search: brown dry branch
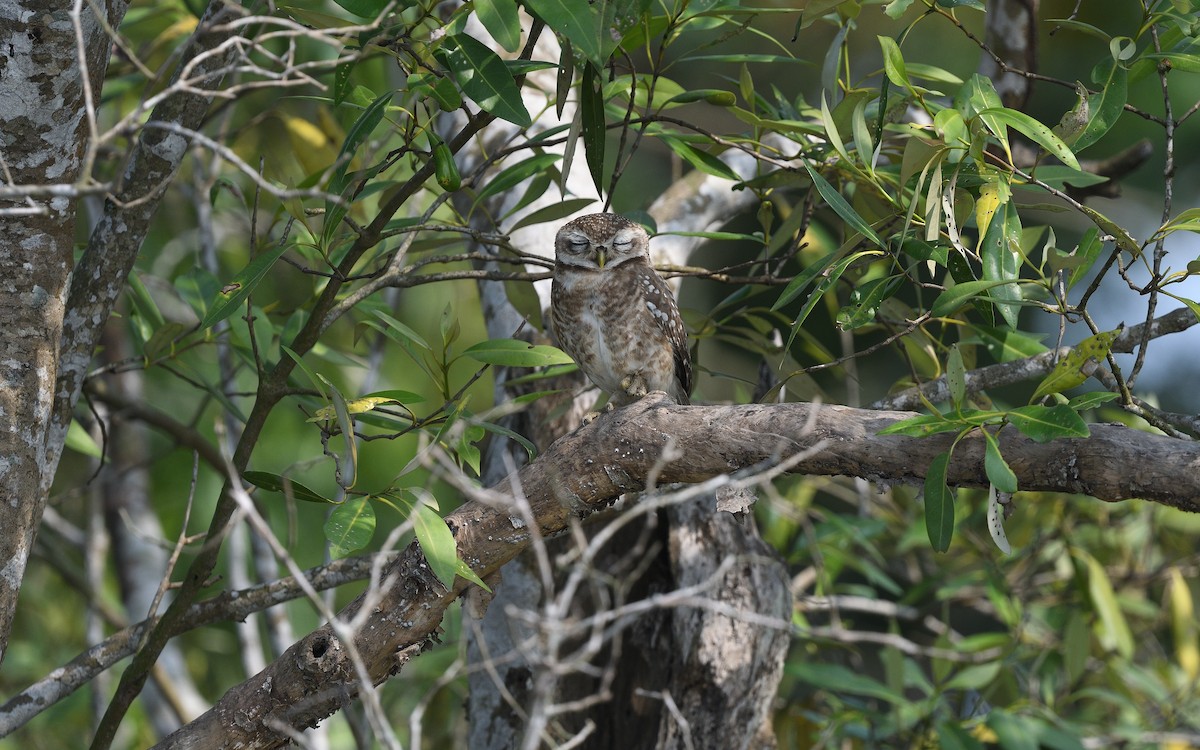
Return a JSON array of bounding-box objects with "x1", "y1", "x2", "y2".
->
[{"x1": 153, "y1": 394, "x2": 1200, "y2": 748}]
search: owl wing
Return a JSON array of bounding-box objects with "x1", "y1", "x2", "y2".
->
[{"x1": 638, "y1": 265, "x2": 693, "y2": 403}]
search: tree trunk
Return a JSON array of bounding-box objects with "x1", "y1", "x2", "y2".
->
[{"x1": 0, "y1": 0, "x2": 127, "y2": 665}]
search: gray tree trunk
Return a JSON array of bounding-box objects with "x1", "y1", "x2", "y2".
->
[{"x1": 0, "y1": 0, "x2": 128, "y2": 665}]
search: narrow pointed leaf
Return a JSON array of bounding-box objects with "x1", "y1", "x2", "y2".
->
[
  {"x1": 201, "y1": 244, "x2": 290, "y2": 330},
  {"x1": 924, "y1": 451, "x2": 956, "y2": 552}
]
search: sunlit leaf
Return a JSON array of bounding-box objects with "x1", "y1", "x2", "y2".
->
[
  {"x1": 1007, "y1": 404, "x2": 1089, "y2": 442},
  {"x1": 978, "y1": 107, "x2": 1080, "y2": 171},
  {"x1": 475, "y1": 0, "x2": 521, "y2": 52},
  {"x1": 462, "y1": 339, "x2": 575, "y2": 367},
  {"x1": 325, "y1": 495, "x2": 376, "y2": 557},
  {"x1": 979, "y1": 199, "x2": 1023, "y2": 328},
  {"x1": 1082, "y1": 551, "x2": 1134, "y2": 658},
  {"x1": 1030, "y1": 327, "x2": 1122, "y2": 403}
]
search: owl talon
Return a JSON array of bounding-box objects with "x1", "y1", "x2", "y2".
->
[
  {"x1": 581, "y1": 410, "x2": 602, "y2": 426},
  {"x1": 620, "y1": 373, "x2": 649, "y2": 400}
]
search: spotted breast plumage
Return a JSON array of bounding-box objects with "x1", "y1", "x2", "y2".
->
[{"x1": 550, "y1": 213, "x2": 692, "y2": 407}]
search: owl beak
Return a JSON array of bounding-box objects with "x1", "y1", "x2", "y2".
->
[{"x1": 596, "y1": 247, "x2": 607, "y2": 269}]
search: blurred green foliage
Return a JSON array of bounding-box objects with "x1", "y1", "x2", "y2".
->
[{"x1": 5, "y1": 0, "x2": 1200, "y2": 747}]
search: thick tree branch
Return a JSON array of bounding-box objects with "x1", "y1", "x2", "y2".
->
[
  {"x1": 0, "y1": 555, "x2": 379, "y2": 736},
  {"x1": 154, "y1": 395, "x2": 1200, "y2": 748}
]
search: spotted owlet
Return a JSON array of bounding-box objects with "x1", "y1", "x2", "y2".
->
[{"x1": 550, "y1": 213, "x2": 693, "y2": 407}]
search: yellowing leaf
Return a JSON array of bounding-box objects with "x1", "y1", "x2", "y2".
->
[
  {"x1": 1168, "y1": 567, "x2": 1199, "y2": 680},
  {"x1": 1030, "y1": 327, "x2": 1122, "y2": 403},
  {"x1": 308, "y1": 396, "x2": 402, "y2": 422},
  {"x1": 1083, "y1": 551, "x2": 1134, "y2": 659}
]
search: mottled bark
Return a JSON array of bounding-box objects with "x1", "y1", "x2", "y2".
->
[{"x1": 0, "y1": 0, "x2": 128, "y2": 666}]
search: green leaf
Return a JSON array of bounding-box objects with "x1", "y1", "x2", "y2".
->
[
  {"x1": 787, "y1": 662, "x2": 905, "y2": 703},
  {"x1": 955, "y1": 75, "x2": 1007, "y2": 157},
  {"x1": 474, "y1": 153, "x2": 562, "y2": 206},
  {"x1": 836, "y1": 275, "x2": 901, "y2": 330},
  {"x1": 373, "y1": 310, "x2": 432, "y2": 350},
  {"x1": 245, "y1": 471, "x2": 334, "y2": 504},
  {"x1": 946, "y1": 344, "x2": 966, "y2": 410},
  {"x1": 524, "y1": 0, "x2": 647, "y2": 68},
  {"x1": 463, "y1": 338, "x2": 575, "y2": 367},
  {"x1": 475, "y1": 0, "x2": 521, "y2": 52},
  {"x1": 509, "y1": 198, "x2": 597, "y2": 231},
  {"x1": 878, "y1": 414, "x2": 963, "y2": 437},
  {"x1": 317, "y1": 378, "x2": 357, "y2": 492},
  {"x1": 324, "y1": 91, "x2": 392, "y2": 246},
  {"x1": 1067, "y1": 226, "x2": 1103, "y2": 289},
  {"x1": 977, "y1": 107, "x2": 1081, "y2": 171},
  {"x1": 412, "y1": 501, "x2": 462, "y2": 589},
  {"x1": 962, "y1": 324, "x2": 1048, "y2": 362},
  {"x1": 1082, "y1": 551, "x2": 1134, "y2": 658},
  {"x1": 1155, "y1": 206, "x2": 1200, "y2": 238},
  {"x1": 200, "y1": 244, "x2": 290, "y2": 330},
  {"x1": 1007, "y1": 404, "x2": 1090, "y2": 442},
  {"x1": 803, "y1": 161, "x2": 883, "y2": 248},
  {"x1": 878, "y1": 36, "x2": 910, "y2": 90},
  {"x1": 325, "y1": 496, "x2": 376, "y2": 557},
  {"x1": 437, "y1": 34, "x2": 531, "y2": 127},
  {"x1": 127, "y1": 271, "x2": 166, "y2": 330},
  {"x1": 987, "y1": 709, "x2": 1040, "y2": 750},
  {"x1": 945, "y1": 661, "x2": 1002, "y2": 691},
  {"x1": 659, "y1": 134, "x2": 740, "y2": 182},
  {"x1": 385, "y1": 490, "x2": 490, "y2": 591},
  {"x1": 65, "y1": 419, "x2": 103, "y2": 460},
  {"x1": 924, "y1": 452, "x2": 955, "y2": 552},
  {"x1": 1067, "y1": 391, "x2": 1119, "y2": 410},
  {"x1": 772, "y1": 247, "x2": 839, "y2": 311},
  {"x1": 937, "y1": 721, "x2": 984, "y2": 750},
  {"x1": 930, "y1": 279, "x2": 1026, "y2": 319},
  {"x1": 282, "y1": 345, "x2": 328, "y2": 399},
  {"x1": 783, "y1": 251, "x2": 877, "y2": 350},
  {"x1": 1030, "y1": 327, "x2": 1121, "y2": 402},
  {"x1": 580, "y1": 62, "x2": 606, "y2": 197},
  {"x1": 982, "y1": 430, "x2": 1018, "y2": 493},
  {"x1": 1073, "y1": 62, "x2": 1127, "y2": 152},
  {"x1": 979, "y1": 199, "x2": 1023, "y2": 328},
  {"x1": 328, "y1": 0, "x2": 389, "y2": 17}
]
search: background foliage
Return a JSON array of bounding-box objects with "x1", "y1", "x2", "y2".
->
[{"x1": 3, "y1": 0, "x2": 1200, "y2": 747}]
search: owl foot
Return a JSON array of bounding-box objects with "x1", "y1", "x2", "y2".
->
[
  {"x1": 620, "y1": 373, "x2": 649, "y2": 401},
  {"x1": 580, "y1": 401, "x2": 617, "y2": 426}
]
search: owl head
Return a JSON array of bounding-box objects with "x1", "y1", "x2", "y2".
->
[{"x1": 554, "y1": 213, "x2": 649, "y2": 271}]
